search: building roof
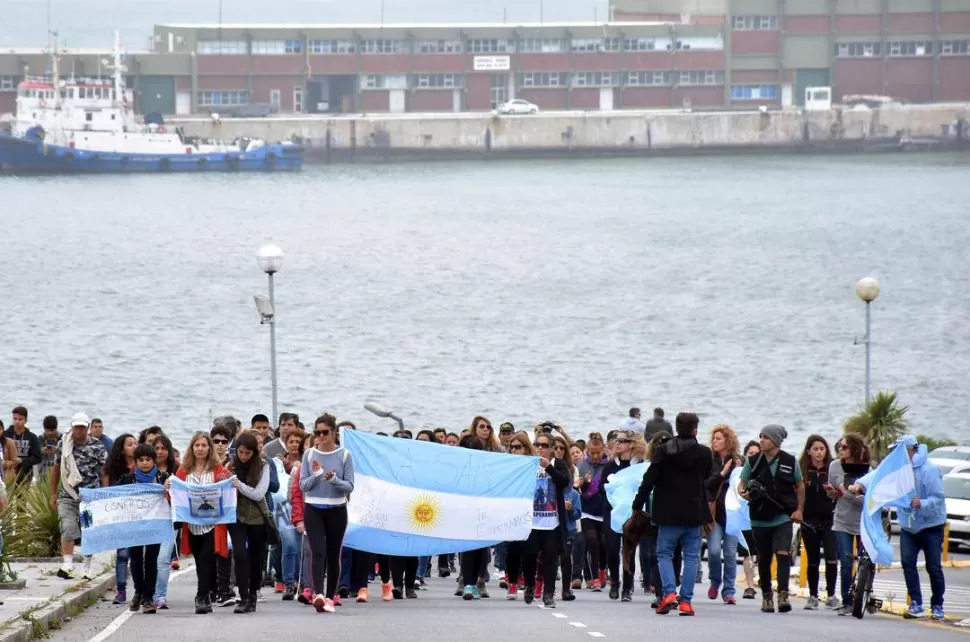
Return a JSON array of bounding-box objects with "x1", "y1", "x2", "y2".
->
[{"x1": 156, "y1": 21, "x2": 673, "y2": 30}]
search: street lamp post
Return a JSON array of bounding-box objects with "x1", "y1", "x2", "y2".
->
[
  {"x1": 364, "y1": 402, "x2": 405, "y2": 432},
  {"x1": 255, "y1": 244, "x2": 284, "y2": 426},
  {"x1": 855, "y1": 276, "x2": 881, "y2": 404}
]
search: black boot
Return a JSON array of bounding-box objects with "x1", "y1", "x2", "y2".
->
[
  {"x1": 195, "y1": 597, "x2": 208, "y2": 615},
  {"x1": 247, "y1": 594, "x2": 257, "y2": 613},
  {"x1": 234, "y1": 596, "x2": 248, "y2": 614}
]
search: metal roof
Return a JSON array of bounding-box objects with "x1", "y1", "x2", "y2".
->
[{"x1": 156, "y1": 21, "x2": 675, "y2": 30}]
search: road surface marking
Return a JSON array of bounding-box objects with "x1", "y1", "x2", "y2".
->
[
  {"x1": 551, "y1": 613, "x2": 568, "y2": 618},
  {"x1": 588, "y1": 633, "x2": 606, "y2": 638},
  {"x1": 88, "y1": 566, "x2": 193, "y2": 642},
  {"x1": 569, "y1": 621, "x2": 587, "y2": 628}
]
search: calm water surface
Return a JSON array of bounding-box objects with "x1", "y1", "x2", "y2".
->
[{"x1": 1, "y1": 154, "x2": 968, "y2": 447}]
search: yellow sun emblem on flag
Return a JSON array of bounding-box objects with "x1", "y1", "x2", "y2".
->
[{"x1": 407, "y1": 494, "x2": 441, "y2": 532}]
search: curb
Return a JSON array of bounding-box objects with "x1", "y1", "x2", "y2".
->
[
  {"x1": 878, "y1": 560, "x2": 970, "y2": 570},
  {"x1": 0, "y1": 572, "x2": 115, "y2": 642}
]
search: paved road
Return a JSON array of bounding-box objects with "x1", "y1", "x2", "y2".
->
[{"x1": 48, "y1": 566, "x2": 970, "y2": 642}]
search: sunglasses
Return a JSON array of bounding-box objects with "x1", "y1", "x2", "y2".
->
[
  {"x1": 212, "y1": 438, "x2": 228, "y2": 445},
  {"x1": 510, "y1": 443, "x2": 525, "y2": 451},
  {"x1": 616, "y1": 438, "x2": 632, "y2": 444},
  {"x1": 314, "y1": 430, "x2": 331, "y2": 437},
  {"x1": 838, "y1": 444, "x2": 849, "y2": 450},
  {"x1": 477, "y1": 424, "x2": 490, "y2": 430},
  {"x1": 534, "y1": 442, "x2": 551, "y2": 448}
]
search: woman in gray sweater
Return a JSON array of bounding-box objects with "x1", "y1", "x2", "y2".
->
[{"x1": 826, "y1": 433, "x2": 871, "y2": 615}]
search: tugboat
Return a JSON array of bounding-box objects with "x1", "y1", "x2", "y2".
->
[{"x1": 0, "y1": 33, "x2": 303, "y2": 173}]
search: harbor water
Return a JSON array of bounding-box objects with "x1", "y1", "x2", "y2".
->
[{"x1": 1, "y1": 153, "x2": 967, "y2": 446}]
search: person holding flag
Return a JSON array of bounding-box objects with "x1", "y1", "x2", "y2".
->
[{"x1": 849, "y1": 434, "x2": 945, "y2": 620}]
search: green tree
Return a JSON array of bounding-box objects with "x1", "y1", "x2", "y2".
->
[
  {"x1": 843, "y1": 391, "x2": 909, "y2": 463},
  {"x1": 915, "y1": 434, "x2": 958, "y2": 452}
]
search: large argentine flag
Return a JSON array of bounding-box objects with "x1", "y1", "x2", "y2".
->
[
  {"x1": 169, "y1": 476, "x2": 238, "y2": 526},
  {"x1": 859, "y1": 443, "x2": 916, "y2": 565},
  {"x1": 79, "y1": 484, "x2": 172, "y2": 555},
  {"x1": 605, "y1": 463, "x2": 648, "y2": 533},
  {"x1": 342, "y1": 430, "x2": 537, "y2": 556},
  {"x1": 724, "y1": 467, "x2": 751, "y2": 550}
]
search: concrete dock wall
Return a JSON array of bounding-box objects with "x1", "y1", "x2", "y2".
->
[{"x1": 169, "y1": 104, "x2": 970, "y2": 161}]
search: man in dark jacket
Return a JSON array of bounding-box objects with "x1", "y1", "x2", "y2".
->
[
  {"x1": 632, "y1": 412, "x2": 712, "y2": 616},
  {"x1": 644, "y1": 407, "x2": 674, "y2": 440},
  {"x1": 6, "y1": 405, "x2": 42, "y2": 484}
]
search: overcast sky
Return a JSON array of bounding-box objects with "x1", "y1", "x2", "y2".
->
[{"x1": 0, "y1": 0, "x2": 610, "y2": 48}]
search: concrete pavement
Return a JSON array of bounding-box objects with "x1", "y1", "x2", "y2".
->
[{"x1": 45, "y1": 565, "x2": 970, "y2": 642}]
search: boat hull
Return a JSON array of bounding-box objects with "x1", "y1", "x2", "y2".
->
[{"x1": 0, "y1": 135, "x2": 303, "y2": 173}]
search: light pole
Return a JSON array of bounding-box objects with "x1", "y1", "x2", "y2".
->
[
  {"x1": 855, "y1": 276, "x2": 881, "y2": 404},
  {"x1": 364, "y1": 402, "x2": 405, "y2": 432},
  {"x1": 255, "y1": 244, "x2": 284, "y2": 426}
]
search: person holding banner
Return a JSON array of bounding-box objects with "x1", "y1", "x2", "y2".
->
[
  {"x1": 172, "y1": 432, "x2": 231, "y2": 615},
  {"x1": 227, "y1": 431, "x2": 272, "y2": 614},
  {"x1": 51, "y1": 412, "x2": 108, "y2": 581},
  {"x1": 118, "y1": 443, "x2": 170, "y2": 614},
  {"x1": 299, "y1": 413, "x2": 355, "y2": 614}
]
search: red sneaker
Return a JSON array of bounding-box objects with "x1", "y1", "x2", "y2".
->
[
  {"x1": 506, "y1": 585, "x2": 518, "y2": 600},
  {"x1": 598, "y1": 569, "x2": 608, "y2": 587},
  {"x1": 313, "y1": 594, "x2": 326, "y2": 612},
  {"x1": 331, "y1": 595, "x2": 343, "y2": 607},
  {"x1": 723, "y1": 596, "x2": 736, "y2": 605},
  {"x1": 274, "y1": 582, "x2": 285, "y2": 594},
  {"x1": 707, "y1": 585, "x2": 717, "y2": 600},
  {"x1": 678, "y1": 600, "x2": 695, "y2": 616},
  {"x1": 299, "y1": 588, "x2": 312, "y2": 605},
  {"x1": 591, "y1": 579, "x2": 602, "y2": 592},
  {"x1": 655, "y1": 593, "x2": 679, "y2": 615},
  {"x1": 534, "y1": 579, "x2": 544, "y2": 598}
]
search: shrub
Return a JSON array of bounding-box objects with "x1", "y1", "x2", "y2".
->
[{"x1": 1, "y1": 471, "x2": 61, "y2": 558}]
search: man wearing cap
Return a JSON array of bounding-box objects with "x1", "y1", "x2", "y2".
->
[
  {"x1": 50, "y1": 413, "x2": 108, "y2": 580},
  {"x1": 738, "y1": 424, "x2": 804, "y2": 615},
  {"x1": 498, "y1": 422, "x2": 515, "y2": 452}
]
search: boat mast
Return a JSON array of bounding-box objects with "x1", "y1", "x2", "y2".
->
[
  {"x1": 112, "y1": 30, "x2": 126, "y2": 104},
  {"x1": 50, "y1": 30, "x2": 60, "y2": 109}
]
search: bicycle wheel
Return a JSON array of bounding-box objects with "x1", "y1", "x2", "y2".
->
[{"x1": 852, "y1": 559, "x2": 873, "y2": 619}]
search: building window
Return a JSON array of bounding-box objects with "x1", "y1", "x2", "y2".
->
[
  {"x1": 571, "y1": 72, "x2": 618, "y2": 87},
  {"x1": 624, "y1": 38, "x2": 656, "y2": 51},
  {"x1": 468, "y1": 38, "x2": 512, "y2": 54},
  {"x1": 308, "y1": 40, "x2": 331, "y2": 54},
  {"x1": 360, "y1": 75, "x2": 407, "y2": 90},
  {"x1": 519, "y1": 38, "x2": 564, "y2": 53},
  {"x1": 362, "y1": 39, "x2": 408, "y2": 54},
  {"x1": 250, "y1": 40, "x2": 287, "y2": 55},
  {"x1": 415, "y1": 39, "x2": 463, "y2": 54},
  {"x1": 414, "y1": 73, "x2": 462, "y2": 89},
  {"x1": 732, "y1": 15, "x2": 778, "y2": 30},
  {"x1": 570, "y1": 37, "x2": 621, "y2": 53},
  {"x1": 196, "y1": 40, "x2": 247, "y2": 55},
  {"x1": 888, "y1": 41, "x2": 932, "y2": 56},
  {"x1": 835, "y1": 42, "x2": 880, "y2": 57},
  {"x1": 731, "y1": 84, "x2": 778, "y2": 100},
  {"x1": 678, "y1": 70, "x2": 723, "y2": 86},
  {"x1": 518, "y1": 72, "x2": 566, "y2": 88},
  {"x1": 626, "y1": 71, "x2": 670, "y2": 86},
  {"x1": 336, "y1": 40, "x2": 358, "y2": 54},
  {"x1": 0, "y1": 75, "x2": 17, "y2": 91},
  {"x1": 940, "y1": 40, "x2": 970, "y2": 55},
  {"x1": 198, "y1": 90, "x2": 250, "y2": 105},
  {"x1": 284, "y1": 39, "x2": 303, "y2": 54}
]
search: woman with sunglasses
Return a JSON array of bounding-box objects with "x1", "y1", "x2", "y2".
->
[
  {"x1": 502, "y1": 432, "x2": 533, "y2": 600},
  {"x1": 601, "y1": 430, "x2": 638, "y2": 601},
  {"x1": 470, "y1": 416, "x2": 502, "y2": 452},
  {"x1": 299, "y1": 413, "x2": 355, "y2": 613},
  {"x1": 511, "y1": 431, "x2": 570, "y2": 607},
  {"x1": 827, "y1": 433, "x2": 870, "y2": 614}
]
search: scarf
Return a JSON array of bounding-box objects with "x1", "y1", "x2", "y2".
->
[
  {"x1": 134, "y1": 465, "x2": 158, "y2": 484},
  {"x1": 59, "y1": 432, "x2": 84, "y2": 501}
]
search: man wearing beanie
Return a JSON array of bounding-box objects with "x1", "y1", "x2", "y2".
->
[{"x1": 738, "y1": 424, "x2": 804, "y2": 615}]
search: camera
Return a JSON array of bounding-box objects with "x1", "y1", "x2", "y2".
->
[{"x1": 745, "y1": 479, "x2": 768, "y2": 501}]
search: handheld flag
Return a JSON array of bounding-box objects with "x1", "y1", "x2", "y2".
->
[
  {"x1": 79, "y1": 484, "x2": 172, "y2": 555},
  {"x1": 859, "y1": 441, "x2": 916, "y2": 565},
  {"x1": 724, "y1": 467, "x2": 750, "y2": 550},
  {"x1": 605, "y1": 462, "x2": 649, "y2": 534},
  {"x1": 169, "y1": 476, "x2": 238, "y2": 526},
  {"x1": 341, "y1": 430, "x2": 537, "y2": 556}
]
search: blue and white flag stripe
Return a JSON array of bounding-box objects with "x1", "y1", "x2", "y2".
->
[
  {"x1": 79, "y1": 484, "x2": 172, "y2": 555},
  {"x1": 342, "y1": 430, "x2": 537, "y2": 556},
  {"x1": 860, "y1": 443, "x2": 915, "y2": 566},
  {"x1": 605, "y1": 462, "x2": 648, "y2": 534},
  {"x1": 724, "y1": 467, "x2": 751, "y2": 550}
]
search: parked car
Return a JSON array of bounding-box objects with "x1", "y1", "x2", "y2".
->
[
  {"x1": 496, "y1": 99, "x2": 539, "y2": 115},
  {"x1": 932, "y1": 459, "x2": 970, "y2": 477},
  {"x1": 943, "y1": 472, "x2": 970, "y2": 549}
]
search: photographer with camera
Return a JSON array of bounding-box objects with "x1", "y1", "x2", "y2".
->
[
  {"x1": 631, "y1": 413, "x2": 712, "y2": 617},
  {"x1": 738, "y1": 425, "x2": 805, "y2": 615}
]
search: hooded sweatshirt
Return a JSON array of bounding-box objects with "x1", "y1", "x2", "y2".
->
[
  {"x1": 633, "y1": 436, "x2": 713, "y2": 527},
  {"x1": 896, "y1": 444, "x2": 946, "y2": 534},
  {"x1": 3, "y1": 427, "x2": 42, "y2": 483},
  {"x1": 577, "y1": 454, "x2": 609, "y2": 520}
]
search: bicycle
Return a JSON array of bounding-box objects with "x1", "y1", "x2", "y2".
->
[{"x1": 851, "y1": 544, "x2": 883, "y2": 619}]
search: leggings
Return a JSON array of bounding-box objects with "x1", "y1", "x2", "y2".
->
[
  {"x1": 391, "y1": 556, "x2": 418, "y2": 590},
  {"x1": 187, "y1": 530, "x2": 215, "y2": 600},
  {"x1": 801, "y1": 524, "x2": 838, "y2": 598},
  {"x1": 228, "y1": 523, "x2": 268, "y2": 600},
  {"x1": 560, "y1": 537, "x2": 574, "y2": 592},
  {"x1": 304, "y1": 505, "x2": 348, "y2": 598},
  {"x1": 376, "y1": 554, "x2": 392, "y2": 584},
  {"x1": 461, "y1": 548, "x2": 488, "y2": 587},
  {"x1": 581, "y1": 518, "x2": 606, "y2": 577},
  {"x1": 349, "y1": 550, "x2": 371, "y2": 591},
  {"x1": 509, "y1": 529, "x2": 560, "y2": 597}
]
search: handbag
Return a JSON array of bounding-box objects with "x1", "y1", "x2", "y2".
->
[
  {"x1": 258, "y1": 499, "x2": 281, "y2": 547},
  {"x1": 705, "y1": 477, "x2": 726, "y2": 536}
]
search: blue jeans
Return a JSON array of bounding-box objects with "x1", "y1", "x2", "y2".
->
[
  {"x1": 834, "y1": 531, "x2": 859, "y2": 604},
  {"x1": 707, "y1": 522, "x2": 738, "y2": 598},
  {"x1": 417, "y1": 555, "x2": 431, "y2": 578},
  {"x1": 657, "y1": 525, "x2": 701, "y2": 603},
  {"x1": 493, "y1": 542, "x2": 507, "y2": 572},
  {"x1": 115, "y1": 547, "x2": 129, "y2": 591},
  {"x1": 279, "y1": 523, "x2": 300, "y2": 586},
  {"x1": 338, "y1": 546, "x2": 353, "y2": 588},
  {"x1": 900, "y1": 525, "x2": 945, "y2": 609},
  {"x1": 153, "y1": 531, "x2": 175, "y2": 602}
]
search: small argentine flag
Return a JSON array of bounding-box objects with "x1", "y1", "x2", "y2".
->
[
  {"x1": 79, "y1": 484, "x2": 172, "y2": 555},
  {"x1": 859, "y1": 439, "x2": 916, "y2": 566},
  {"x1": 341, "y1": 430, "x2": 537, "y2": 556}
]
